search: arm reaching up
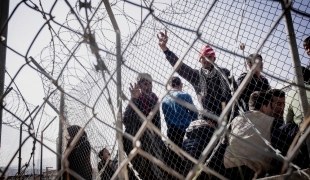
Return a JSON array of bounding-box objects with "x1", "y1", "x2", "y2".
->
[
  {"x1": 157, "y1": 29, "x2": 168, "y2": 51},
  {"x1": 157, "y1": 30, "x2": 199, "y2": 87}
]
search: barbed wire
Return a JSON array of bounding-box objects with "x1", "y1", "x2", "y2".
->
[{"x1": 1, "y1": 0, "x2": 310, "y2": 179}]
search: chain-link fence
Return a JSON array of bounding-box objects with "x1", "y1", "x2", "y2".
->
[{"x1": 1, "y1": 0, "x2": 310, "y2": 179}]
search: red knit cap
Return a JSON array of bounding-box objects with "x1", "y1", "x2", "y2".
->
[{"x1": 198, "y1": 45, "x2": 216, "y2": 62}]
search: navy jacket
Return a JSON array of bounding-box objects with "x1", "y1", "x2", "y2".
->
[
  {"x1": 181, "y1": 121, "x2": 227, "y2": 176},
  {"x1": 271, "y1": 120, "x2": 309, "y2": 172}
]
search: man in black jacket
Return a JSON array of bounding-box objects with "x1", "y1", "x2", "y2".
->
[
  {"x1": 122, "y1": 73, "x2": 165, "y2": 180},
  {"x1": 157, "y1": 30, "x2": 236, "y2": 118},
  {"x1": 64, "y1": 125, "x2": 92, "y2": 180},
  {"x1": 237, "y1": 54, "x2": 270, "y2": 111}
]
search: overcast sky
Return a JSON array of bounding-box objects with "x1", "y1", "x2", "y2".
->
[{"x1": 1, "y1": 0, "x2": 309, "y2": 175}]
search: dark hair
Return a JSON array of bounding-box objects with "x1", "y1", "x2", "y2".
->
[
  {"x1": 67, "y1": 125, "x2": 88, "y2": 147},
  {"x1": 302, "y1": 66, "x2": 310, "y2": 83},
  {"x1": 249, "y1": 91, "x2": 272, "y2": 110},
  {"x1": 169, "y1": 76, "x2": 182, "y2": 88},
  {"x1": 266, "y1": 89, "x2": 285, "y2": 103},
  {"x1": 98, "y1": 148, "x2": 107, "y2": 158},
  {"x1": 198, "y1": 112, "x2": 217, "y2": 127},
  {"x1": 304, "y1": 36, "x2": 310, "y2": 47},
  {"x1": 247, "y1": 54, "x2": 263, "y2": 63},
  {"x1": 266, "y1": 89, "x2": 285, "y2": 110},
  {"x1": 67, "y1": 125, "x2": 87, "y2": 138}
]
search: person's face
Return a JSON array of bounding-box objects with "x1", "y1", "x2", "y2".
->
[
  {"x1": 139, "y1": 80, "x2": 152, "y2": 95},
  {"x1": 102, "y1": 149, "x2": 110, "y2": 160},
  {"x1": 261, "y1": 102, "x2": 272, "y2": 116},
  {"x1": 199, "y1": 55, "x2": 215, "y2": 69},
  {"x1": 247, "y1": 59, "x2": 263, "y2": 72},
  {"x1": 180, "y1": 82, "x2": 183, "y2": 91},
  {"x1": 304, "y1": 44, "x2": 310, "y2": 57},
  {"x1": 270, "y1": 96, "x2": 285, "y2": 118},
  {"x1": 207, "y1": 120, "x2": 216, "y2": 129}
]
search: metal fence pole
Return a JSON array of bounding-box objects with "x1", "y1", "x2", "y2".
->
[
  {"x1": 282, "y1": 0, "x2": 309, "y2": 118},
  {"x1": 103, "y1": 1, "x2": 127, "y2": 179},
  {"x1": 0, "y1": 0, "x2": 9, "y2": 147},
  {"x1": 282, "y1": 0, "x2": 310, "y2": 166},
  {"x1": 18, "y1": 124, "x2": 22, "y2": 176},
  {"x1": 57, "y1": 92, "x2": 65, "y2": 171},
  {"x1": 40, "y1": 117, "x2": 57, "y2": 180},
  {"x1": 46, "y1": 167, "x2": 53, "y2": 180},
  {"x1": 40, "y1": 131, "x2": 43, "y2": 180}
]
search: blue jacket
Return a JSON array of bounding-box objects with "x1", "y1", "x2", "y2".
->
[{"x1": 162, "y1": 90, "x2": 198, "y2": 131}]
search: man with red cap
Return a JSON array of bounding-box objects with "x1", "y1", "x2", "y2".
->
[{"x1": 157, "y1": 30, "x2": 235, "y2": 117}]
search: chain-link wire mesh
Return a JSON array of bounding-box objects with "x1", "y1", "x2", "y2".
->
[{"x1": 1, "y1": 0, "x2": 310, "y2": 179}]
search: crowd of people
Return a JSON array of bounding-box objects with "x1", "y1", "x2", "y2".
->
[{"x1": 63, "y1": 34, "x2": 310, "y2": 180}]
